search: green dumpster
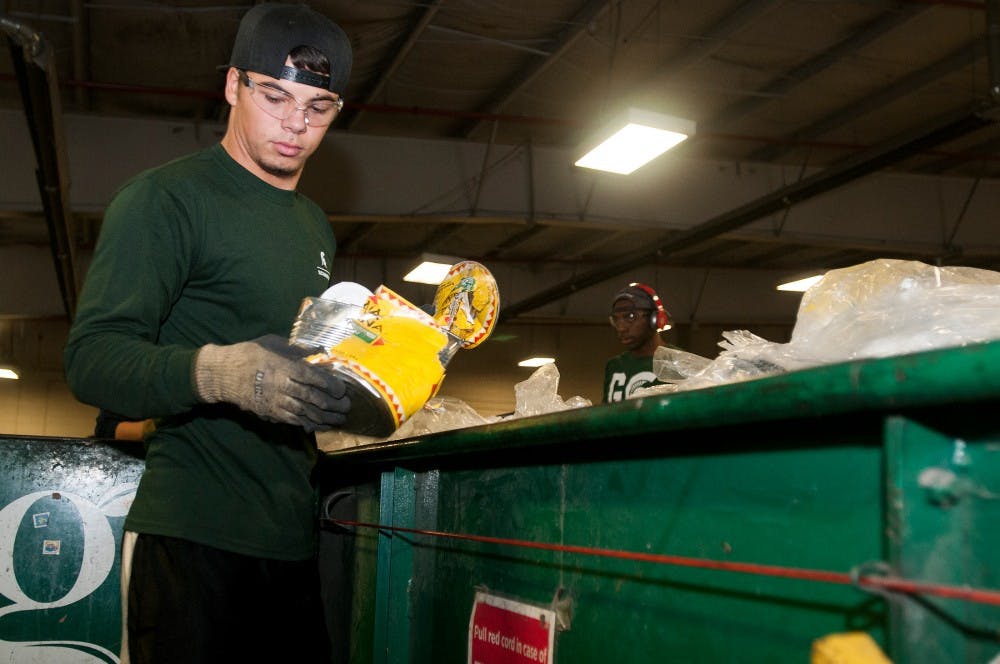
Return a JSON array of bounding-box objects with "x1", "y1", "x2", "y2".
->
[
  {"x1": 2, "y1": 341, "x2": 998, "y2": 662},
  {"x1": 319, "y1": 340, "x2": 1000, "y2": 663},
  {"x1": 0, "y1": 437, "x2": 144, "y2": 662}
]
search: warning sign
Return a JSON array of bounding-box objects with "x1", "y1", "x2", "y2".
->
[{"x1": 468, "y1": 591, "x2": 555, "y2": 664}]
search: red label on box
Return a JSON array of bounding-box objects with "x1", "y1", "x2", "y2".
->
[{"x1": 468, "y1": 591, "x2": 555, "y2": 664}]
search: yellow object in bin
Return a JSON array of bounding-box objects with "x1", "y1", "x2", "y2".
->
[
  {"x1": 306, "y1": 286, "x2": 457, "y2": 436},
  {"x1": 433, "y1": 260, "x2": 499, "y2": 349},
  {"x1": 300, "y1": 262, "x2": 500, "y2": 437},
  {"x1": 329, "y1": 316, "x2": 448, "y2": 420},
  {"x1": 811, "y1": 632, "x2": 892, "y2": 664}
]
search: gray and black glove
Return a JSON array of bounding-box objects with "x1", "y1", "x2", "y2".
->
[{"x1": 194, "y1": 334, "x2": 350, "y2": 432}]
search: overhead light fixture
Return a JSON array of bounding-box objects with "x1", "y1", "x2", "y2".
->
[
  {"x1": 518, "y1": 357, "x2": 555, "y2": 368},
  {"x1": 574, "y1": 108, "x2": 696, "y2": 175},
  {"x1": 776, "y1": 274, "x2": 824, "y2": 292},
  {"x1": 403, "y1": 253, "x2": 462, "y2": 285},
  {"x1": 0, "y1": 368, "x2": 19, "y2": 380}
]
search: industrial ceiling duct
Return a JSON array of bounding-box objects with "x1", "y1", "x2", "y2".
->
[{"x1": 2, "y1": 15, "x2": 79, "y2": 319}]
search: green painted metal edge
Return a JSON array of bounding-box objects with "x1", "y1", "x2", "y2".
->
[
  {"x1": 372, "y1": 470, "x2": 395, "y2": 664},
  {"x1": 373, "y1": 468, "x2": 416, "y2": 664},
  {"x1": 326, "y1": 341, "x2": 1000, "y2": 466}
]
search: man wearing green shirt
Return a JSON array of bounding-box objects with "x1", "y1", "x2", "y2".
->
[
  {"x1": 603, "y1": 283, "x2": 672, "y2": 403},
  {"x1": 64, "y1": 4, "x2": 353, "y2": 662}
]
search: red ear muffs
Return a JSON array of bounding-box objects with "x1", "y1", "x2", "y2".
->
[{"x1": 629, "y1": 282, "x2": 671, "y2": 331}]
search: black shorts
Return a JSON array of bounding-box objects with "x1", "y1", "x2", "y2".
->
[{"x1": 122, "y1": 532, "x2": 330, "y2": 663}]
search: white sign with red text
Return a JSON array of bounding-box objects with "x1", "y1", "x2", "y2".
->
[{"x1": 468, "y1": 591, "x2": 555, "y2": 664}]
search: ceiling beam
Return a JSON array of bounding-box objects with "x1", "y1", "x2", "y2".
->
[
  {"x1": 631, "y1": 0, "x2": 782, "y2": 94},
  {"x1": 748, "y1": 38, "x2": 986, "y2": 162},
  {"x1": 415, "y1": 222, "x2": 464, "y2": 255},
  {"x1": 483, "y1": 224, "x2": 546, "y2": 259},
  {"x1": 915, "y1": 134, "x2": 1000, "y2": 173},
  {"x1": 344, "y1": 0, "x2": 444, "y2": 130},
  {"x1": 700, "y1": 4, "x2": 929, "y2": 134},
  {"x1": 455, "y1": 0, "x2": 613, "y2": 139}
]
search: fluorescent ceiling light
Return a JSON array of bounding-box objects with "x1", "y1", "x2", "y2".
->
[
  {"x1": 403, "y1": 253, "x2": 462, "y2": 285},
  {"x1": 518, "y1": 357, "x2": 555, "y2": 368},
  {"x1": 404, "y1": 261, "x2": 452, "y2": 285},
  {"x1": 0, "y1": 368, "x2": 19, "y2": 380},
  {"x1": 777, "y1": 275, "x2": 824, "y2": 292},
  {"x1": 575, "y1": 108, "x2": 695, "y2": 175}
]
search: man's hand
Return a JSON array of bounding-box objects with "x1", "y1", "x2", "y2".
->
[{"x1": 194, "y1": 334, "x2": 350, "y2": 431}]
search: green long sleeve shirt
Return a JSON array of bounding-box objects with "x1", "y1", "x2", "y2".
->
[{"x1": 64, "y1": 144, "x2": 337, "y2": 560}]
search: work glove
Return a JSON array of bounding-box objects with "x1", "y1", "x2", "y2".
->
[{"x1": 194, "y1": 334, "x2": 350, "y2": 432}]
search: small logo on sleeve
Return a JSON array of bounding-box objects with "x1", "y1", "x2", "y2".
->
[{"x1": 316, "y1": 251, "x2": 330, "y2": 280}]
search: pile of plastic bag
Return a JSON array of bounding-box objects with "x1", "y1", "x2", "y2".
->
[
  {"x1": 637, "y1": 259, "x2": 1000, "y2": 397},
  {"x1": 317, "y1": 362, "x2": 591, "y2": 451},
  {"x1": 317, "y1": 258, "x2": 1000, "y2": 448}
]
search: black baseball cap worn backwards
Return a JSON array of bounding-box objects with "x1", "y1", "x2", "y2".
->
[{"x1": 227, "y1": 3, "x2": 353, "y2": 94}]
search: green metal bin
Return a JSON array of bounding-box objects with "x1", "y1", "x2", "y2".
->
[
  {"x1": 319, "y1": 340, "x2": 1000, "y2": 663},
  {"x1": 2, "y1": 340, "x2": 998, "y2": 662},
  {"x1": 0, "y1": 437, "x2": 144, "y2": 662}
]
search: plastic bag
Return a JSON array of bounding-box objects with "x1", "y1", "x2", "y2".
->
[
  {"x1": 792, "y1": 259, "x2": 1000, "y2": 361},
  {"x1": 386, "y1": 396, "x2": 493, "y2": 440},
  {"x1": 508, "y1": 363, "x2": 592, "y2": 418},
  {"x1": 639, "y1": 259, "x2": 1000, "y2": 396},
  {"x1": 652, "y1": 345, "x2": 712, "y2": 381}
]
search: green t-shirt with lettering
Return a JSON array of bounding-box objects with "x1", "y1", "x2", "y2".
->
[{"x1": 603, "y1": 351, "x2": 663, "y2": 403}]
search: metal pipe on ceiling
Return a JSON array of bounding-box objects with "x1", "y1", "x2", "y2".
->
[{"x1": 2, "y1": 15, "x2": 79, "y2": 320}]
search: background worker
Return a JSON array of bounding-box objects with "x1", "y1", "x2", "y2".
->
[
  {"x1": 63, "y1": 4, "x2": 354, "y2": 662},
  {"x1": 603, "y1": 282, "x2": 673, "y2": 403}
]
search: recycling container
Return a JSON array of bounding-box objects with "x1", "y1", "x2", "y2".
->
[
  {"x1": 0, "y1": 437, "x2": 144, "y2": 662},
  {"x1": 3, "y1": 340, "x2": 999, "y2": 663},
  {"x1": 318, "y1": 340, "x2": 1000, "y2": 663}
]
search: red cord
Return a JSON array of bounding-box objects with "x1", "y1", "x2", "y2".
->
[{"x1": 329, "y1": 518, "x2": 1000, "y2": 607}]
